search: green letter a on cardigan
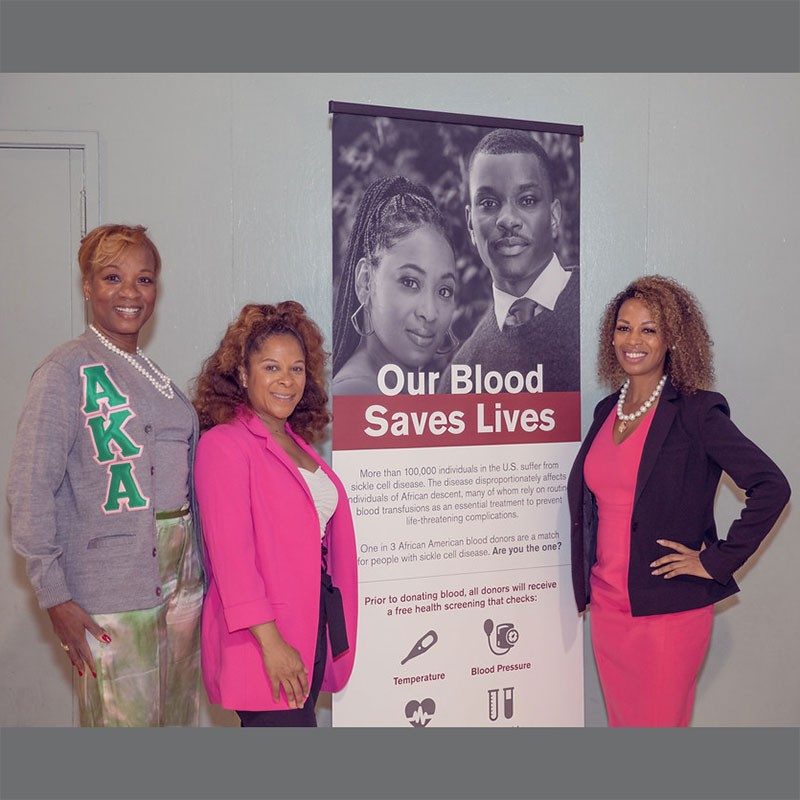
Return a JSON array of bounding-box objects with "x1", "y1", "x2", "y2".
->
[
  {"x1": 103, "y1": 461, "x2": 149, "y2": 512},
  {"x1": 81, "y1": 364, "x2": 127, "y2": 414}
]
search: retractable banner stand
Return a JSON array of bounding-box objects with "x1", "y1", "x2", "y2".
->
[{"x1": 330, "y1": 103, "x2": 583, "y2": 727}]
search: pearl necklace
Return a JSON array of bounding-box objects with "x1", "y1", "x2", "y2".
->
[
  {"x1": 616, "y1": 373, "x2": 667, "y2": 433},
  {"x1": 90, "y1": 325, "x2": 175, "y2": 399}
]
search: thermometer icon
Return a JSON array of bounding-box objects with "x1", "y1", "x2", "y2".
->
[{"x1": 401, "y1": 630, "x2": 439, "y2": 665}]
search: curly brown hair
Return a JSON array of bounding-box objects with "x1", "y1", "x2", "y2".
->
[
  {"x1": 193, "y1": 301, "x2": 331, "y2": 441},
  {"x1": 597, "y1": 275, "x2": 714, "y2": 394}
]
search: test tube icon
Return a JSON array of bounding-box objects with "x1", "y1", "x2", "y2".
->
[
  {"x1": 503, "y1": 687, "x2": 514, "y2": 719},
  {"x1": 488, "y1": 689, "x2": 499, "y2": 722}
]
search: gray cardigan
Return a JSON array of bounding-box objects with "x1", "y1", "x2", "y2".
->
[{"x1": 7, "y1": 330, "x2": 204, "y2": 614}]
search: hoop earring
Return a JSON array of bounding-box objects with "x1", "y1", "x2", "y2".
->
[
  {"x1": 436, "y1": 328, "x2": 459, "y2": 356},
  {"x1": 350, "y1": 303, "x2": 374, "y2": 337}
]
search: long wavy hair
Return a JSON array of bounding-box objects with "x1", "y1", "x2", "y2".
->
[
  {"x1": 332, "y1": 175, "x2": 453, "y2": 375},
  {"x1": 193, "y1": 301, "x2": 331, "y2": 442},
  {"x1": 597, "y1": 275, "x2": 714, "y2": 394}
]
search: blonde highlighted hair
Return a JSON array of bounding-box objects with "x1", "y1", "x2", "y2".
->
[{"x1": 78, "y1": 224, "x2": 161, "y2": 279}]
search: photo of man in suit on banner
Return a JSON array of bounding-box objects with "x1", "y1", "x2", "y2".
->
[{"x1": 438, "y1": 129, "x2": 580, "y2": 394}]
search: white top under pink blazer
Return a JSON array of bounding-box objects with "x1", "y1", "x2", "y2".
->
[{"x1": 194, "y1": 406, "x2": 358, "y2": 711}]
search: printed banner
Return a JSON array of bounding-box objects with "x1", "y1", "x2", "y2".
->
[{"x1": 330, "y1": 103, "x2": 583, "y2": 726}]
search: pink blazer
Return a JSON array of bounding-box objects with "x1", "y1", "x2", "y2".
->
[{"x1": 194, "y1": 407, "x2": 358, "y2": 711}]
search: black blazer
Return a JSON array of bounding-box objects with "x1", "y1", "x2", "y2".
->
[{"x1": 568, "y1": 380, "x2": 790, "y2": 617}]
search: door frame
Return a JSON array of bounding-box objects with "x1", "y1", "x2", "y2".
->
[{"x1": 0, "y1": 130, "x2": 100, "y2": 337}]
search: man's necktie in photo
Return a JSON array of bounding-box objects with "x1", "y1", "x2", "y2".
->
[{"x1": 504, "y1": 297, "x2": 539, "y2": 330}]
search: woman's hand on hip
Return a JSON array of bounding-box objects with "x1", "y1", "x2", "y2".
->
[
  {"x1": 46, "y1": 600, "x2": 111, "y2": 678},
  {"x1": 651, "y1": 540, "x2": 713, "y2": 580},
  {"x1": 250, "y1": 621, "x2": 310, "y2": 709}
]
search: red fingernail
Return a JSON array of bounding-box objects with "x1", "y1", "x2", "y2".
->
[
  {"x1": 101, "y1": 634, "x2": 112, "y2": 643},
  {"x1": 91, "y1": 670, "x2": 97, "y2": 679},
  {"x1": 78, "y1": 670, "x2": 84, "y2": 677}
]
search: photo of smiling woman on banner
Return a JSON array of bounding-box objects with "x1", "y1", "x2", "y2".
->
[
  {"x1": 331, "y1": 114, "x2": 580, "y2": 397},
  {"x1": 332, "y1": 175, "x2": 458, "y2": 395}
]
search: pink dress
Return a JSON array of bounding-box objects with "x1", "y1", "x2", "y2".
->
[{"x1": 584, "y1": 406, "x2": 713, "y2": 727}]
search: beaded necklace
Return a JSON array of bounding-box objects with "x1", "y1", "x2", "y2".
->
[
  {"x1": 90, "y1": 324, "x2": 175, "y2": 400},
  {"x1": 616, "y1": 373, "x2": 667, "y2": 434}
]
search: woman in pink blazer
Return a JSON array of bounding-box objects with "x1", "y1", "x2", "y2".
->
[{"x1": 192, "y1": 302, "x2": 358, "y2": 726}]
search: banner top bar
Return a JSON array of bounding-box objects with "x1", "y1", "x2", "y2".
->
[{"x1": 329, "y1": 101, "x2": 584, "y2": 138}]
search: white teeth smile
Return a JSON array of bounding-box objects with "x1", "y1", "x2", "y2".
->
[{"x1": 114, "y1": 307, "x2": 141, "y2": 314}]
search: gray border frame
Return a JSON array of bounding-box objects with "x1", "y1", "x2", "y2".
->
[
  {"x1": 0, "y1": 1, "x2": 798, "y2": 71},
  {"x1": 0, "y1": 2, "x2": 797, "y2": 800},
  {"x1": 1, "y1": 728, "x2": 799, "y2": 799}
]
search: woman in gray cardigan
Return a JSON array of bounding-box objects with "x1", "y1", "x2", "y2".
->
[{"x1": 7, "y1": 224, "x2": 204, "y2": 726}]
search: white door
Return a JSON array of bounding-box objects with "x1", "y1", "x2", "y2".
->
[{"x1": 0, "y1": 135, "x2": 98, "y2": 725}]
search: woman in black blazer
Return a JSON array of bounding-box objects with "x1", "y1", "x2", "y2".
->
[{"x1": 568, "y1": 276, "x2": 790, "y2": 726}]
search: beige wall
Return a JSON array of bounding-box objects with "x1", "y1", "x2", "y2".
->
[{"x1": 1, "y1": 73, "x2": 797, "y2": 726}]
